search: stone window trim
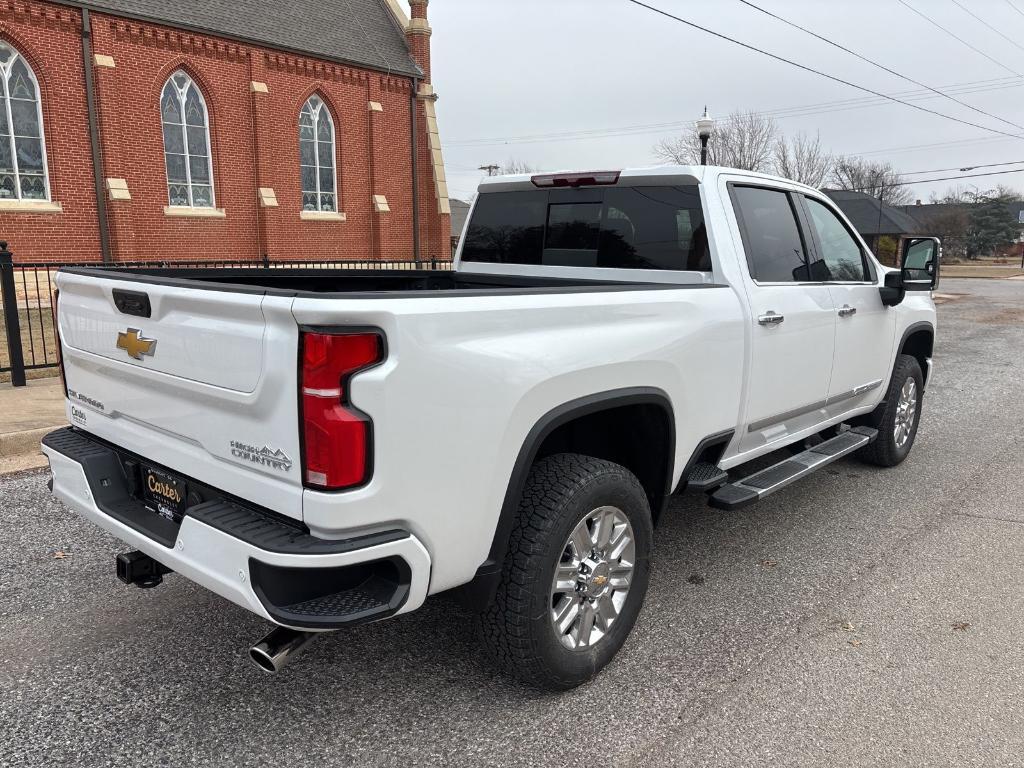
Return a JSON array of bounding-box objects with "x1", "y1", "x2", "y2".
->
[
  {"x1": 163, "y1": 205, "x2": 226, "y2": 218},
  {"x1": 0, "y1": 199, "x2": 61, "y2": 212}
]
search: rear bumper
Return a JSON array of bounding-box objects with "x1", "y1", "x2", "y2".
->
[{"x1": 41, "y1": 428, "x2": 430, "y2": 630}]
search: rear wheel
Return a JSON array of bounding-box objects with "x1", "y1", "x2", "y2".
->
[
  {"x1": 857, "y1": 354, "x2": 924, "y2": 467},
  {"x1": 480, "y1": 453, "x2": 653, "y2": 690}
]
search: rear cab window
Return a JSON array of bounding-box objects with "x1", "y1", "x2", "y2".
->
[{"x1": 461, "y1": 185, "x2": 710, "y2": 272}]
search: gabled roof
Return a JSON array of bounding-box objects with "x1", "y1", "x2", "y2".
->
[
  {"x1": 822, "y1": 189, "x2": 922, "y2": 236},
  {"x1": 898, "y1": 200, "x2": 1024, "y2": 226},
  {"x1": 76, "y1": 0, "x2": 422, "y2": 78}
]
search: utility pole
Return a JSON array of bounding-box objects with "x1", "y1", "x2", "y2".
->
[{"x1": 478, "y1": 164, "x2": 500, "y2": 177}]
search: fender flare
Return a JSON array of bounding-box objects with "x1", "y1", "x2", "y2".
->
[
  {"x1": 897, "y1": 321, "x2": 935, "y2": 385},
  {"x1": 456, "y1": 386, "x2": 674, "y2": 610}
]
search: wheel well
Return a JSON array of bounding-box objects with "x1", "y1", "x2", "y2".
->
[
  {"x1": 535, "y1": 402, "x2": 673, "y2": 522},
  {"x1": 900, "y1": 328, "x2": 934, "y2": 384}
]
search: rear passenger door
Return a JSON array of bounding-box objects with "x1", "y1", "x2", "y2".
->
[
  {"x1": 729, "y1": 184, "x2": 837, "y2": 452},
  {"x1": 799, "y1": 194, "x2": 896, "y2": 412}
]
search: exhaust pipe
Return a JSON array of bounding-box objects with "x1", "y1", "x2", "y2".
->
[{"x1": 249, "y1": 627, "x2": 318, "y2": 673}]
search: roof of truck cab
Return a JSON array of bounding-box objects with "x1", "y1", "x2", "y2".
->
[{"x1": 475, "y1": 165, "x2": 826, "y2": 194}]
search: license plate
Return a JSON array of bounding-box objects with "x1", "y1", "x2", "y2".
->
[{"x1": 141, "y1": 466, "x2": 189, "y2": 523}]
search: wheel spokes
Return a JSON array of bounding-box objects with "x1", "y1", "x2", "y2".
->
[
  {"x1": 575, "y1": 601, "x2": 596, "y2": 647},
  {"x1": 553, "y1": 596, "x2": 580, "y2": 635}
]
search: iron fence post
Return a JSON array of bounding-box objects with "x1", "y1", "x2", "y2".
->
[{"x1": 0, "y1": 242, "x2": 27, "y2": 387}]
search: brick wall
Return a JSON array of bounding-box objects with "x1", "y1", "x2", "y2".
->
[
  {"x1": 0, "y1": 0, "x2": 449, "y2": 264},
  {"x1": 0, "y1": 4, "x2": 102, "y2": 262}
]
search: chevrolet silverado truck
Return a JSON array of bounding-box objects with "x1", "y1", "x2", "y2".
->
[{"x1": 43, "y1": 166, "x2": 938, "y2": 690}]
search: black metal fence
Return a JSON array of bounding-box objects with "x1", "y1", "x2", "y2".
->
[{"x1": 0, "y1": 241, "x2": 452, "y2": 386}]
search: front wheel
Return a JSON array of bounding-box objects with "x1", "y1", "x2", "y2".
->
[
  {"x1": 857, "y1": 354, "x2": 924, "y2": 467},
  {"x1": 479, "y1": 453, "x2": 653, "y2": 690}
]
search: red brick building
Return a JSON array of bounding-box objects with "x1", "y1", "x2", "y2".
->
[{"x1": 0, "y1": 0, "x2": 451, "y2": 263}]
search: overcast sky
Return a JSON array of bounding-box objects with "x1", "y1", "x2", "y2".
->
[{"x1": 426, "y1": 0, "x2": 1024, "y2": 204}]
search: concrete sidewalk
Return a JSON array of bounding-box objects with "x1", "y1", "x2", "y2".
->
[{"x1": 0, "y1": 376, "x2": 66, "y2": 473}]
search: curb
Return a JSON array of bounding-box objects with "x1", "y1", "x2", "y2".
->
[{"x1": 0, "y1": 426, "x2": 58, "y2": 459}]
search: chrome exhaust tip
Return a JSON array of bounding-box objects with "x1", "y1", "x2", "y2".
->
[{"x1": 249, "y1": 627, "x2": 317, "y2": 673}]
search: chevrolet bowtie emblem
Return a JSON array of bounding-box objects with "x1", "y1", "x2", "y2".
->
[{"x1": 116, "y1": 328, "x2": 157, "y2": 360}]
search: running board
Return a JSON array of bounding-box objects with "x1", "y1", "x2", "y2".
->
[{"x1": 709, "y1": 426, "x2": 878, "y2": 511}]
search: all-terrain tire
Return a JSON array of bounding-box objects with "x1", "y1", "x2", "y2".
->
[
  {"x1": 856, "y1": 354, "x2": 924, "y2": 467},
  {"x1": 479, "y1": 453, "x2": 653, "y2": 690}
]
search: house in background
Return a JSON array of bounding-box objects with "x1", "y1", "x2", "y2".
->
[
  {"x1": 449, "y1": 198, "x2": 470, "y2": 254},
  {"x1": 0, "y1": 0, "x2": 450, "y2": 263},
  {"x1": 898, "y1": 199, "x2": 1024, "y2": 257},
  {"x1": 823, "y1": 189, "x2": 921, "y2": 266}
]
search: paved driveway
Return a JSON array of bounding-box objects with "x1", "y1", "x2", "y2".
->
[{"x1": 2, "y1": 279, "x2": 1022, "y2": 767}]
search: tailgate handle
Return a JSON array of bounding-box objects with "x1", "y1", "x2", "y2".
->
[{"x1": 113, "y1": 289, "x2": 152, "y2": 318}]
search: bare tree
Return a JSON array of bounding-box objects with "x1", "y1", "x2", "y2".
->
[
  {"x1": 772, "y1": 131, "x2": 832, "y2": 187},
  {"x1": 654, "y1": 110, "x2": 777, "y2": 172},
  {"x1": 829, "y1": 156, "x2": 913, "y2": 206},
  {"x1": 499, "y1": 158, "x2": 537, "y2": 175}
]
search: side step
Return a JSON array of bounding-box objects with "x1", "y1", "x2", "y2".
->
[
  {"x1": 685, "y1": 461, "x2": 729, "y2": 491},
  {"x1": 709, "y1": 426, "x2": 878, "y2": 511}
]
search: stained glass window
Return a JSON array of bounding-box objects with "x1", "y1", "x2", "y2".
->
[
  {"x1": 299, "y1": 95, "x2": 336, "y2": 212},
  {"x1": 160, "y1": 71, "x2": 214, "y2": 208},
  {"x1": 0, "y1": 41, "x2": 49, "y2": 201}
]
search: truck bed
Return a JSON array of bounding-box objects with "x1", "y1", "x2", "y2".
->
[{"x1": 60, "y1": 266, "x2": 709, "y2": 298}]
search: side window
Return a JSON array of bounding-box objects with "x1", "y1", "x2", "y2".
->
[
  {"x1": 731, "y1": 186, "x2": 809, "y2": 282},
  {"x1": 161, "y1": 71, "x2": 214, "y2": 208},
  {"x1": 299, "y1": 94, "x2": 337, "y2": 212},
  {"x1": 0, "y1": 41, "x2": 50, "y2": 201},
  {"x1": 804, "y1": 197, "x2": 869, "y2": 281}
]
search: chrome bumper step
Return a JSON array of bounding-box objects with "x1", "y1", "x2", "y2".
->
[{"x1": 709, "y1": 426, "x2": 878, "y2": 511}]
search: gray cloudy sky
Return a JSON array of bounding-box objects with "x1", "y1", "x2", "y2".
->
[{"x1": 427, "y1": 0, "x2": 1024, "y2": 203}]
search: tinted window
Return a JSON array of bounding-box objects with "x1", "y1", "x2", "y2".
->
[
  {"x1": 805, "y1": 197, "x2": 869, "y2": 281},
  {"x1": 732, "y1": 186, "x2": 809, "y2": 282},
  {"x1": 461, "y1": 186, "x2": 708, "y2": 270},
  {"x1": 545, "y1": 201, "x2": 601, "y2": 266},
  {"x1": 460, "y1": 190, "x2": 546, "y2": 265}
]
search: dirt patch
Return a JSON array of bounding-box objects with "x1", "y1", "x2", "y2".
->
[{"x1": 977, "y1": 307, "x2": 1024, "y2": 324}]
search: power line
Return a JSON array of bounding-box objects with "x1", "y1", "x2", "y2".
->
[
  {"x1": 736, "y1": 0, "x2": 1024, "y2": 132},
  {"x1": 1006, "y1": 0, "x2": 1024, "y2": 19},
  {"x1": 900, "y1": 159, "x2": 1024, "y2": 175},
  {"x1": 445, "y1": 77, "x2": 1024, "y2": 148},
  {"x1": 622, "y1": 0, "x2": 1024, "y2": 142},
  {"x1": 856, "y1": 166, "x2": 1024, "y2": 189},
  {"x1": 894, "y1": 0, "x2": 1024, "y2": 78},
  {"x1": 948, "y1": 0, "x2": 1024, "y2": 55}
]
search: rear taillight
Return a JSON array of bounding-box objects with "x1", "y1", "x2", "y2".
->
[
  {"x1": 53, "y1": 288, "x2": 67, "y2": 397},
  {"x1": 531, "y1": 170, "x2": 621, "y2": 188},
  {"x1": 299, "y1": 330, "x2": 384, "y2": 490}
]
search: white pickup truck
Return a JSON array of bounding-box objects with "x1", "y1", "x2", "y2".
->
[{"x1": 43, "y1": 166, "x2": 938, "y2": 690}]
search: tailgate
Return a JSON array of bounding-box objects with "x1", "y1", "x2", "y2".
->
[{"x1": 56, "y1": 271, "x2": 304, "y2": 521}]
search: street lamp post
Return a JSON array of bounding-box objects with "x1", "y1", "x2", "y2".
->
[{"x1": 696, "y1": 107, "x2": 715, "y2": 166}]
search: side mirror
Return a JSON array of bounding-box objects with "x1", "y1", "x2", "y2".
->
[
  {"x1": 900, "y1": 237, "x2": 941, "y2": 291},
  {"x1": 879, "y1": 270, "x2": 905, "y2": 307}
]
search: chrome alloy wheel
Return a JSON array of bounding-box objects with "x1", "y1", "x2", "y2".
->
[
  {"x1": 550, "y1": 506, "x2": 635, "y2": 650},
  {"x1": 894, "y1": 377, "x2": 918, "y2": 448}
]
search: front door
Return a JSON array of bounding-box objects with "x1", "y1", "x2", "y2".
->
[
  {"x1": 800, "y1": 195, "x2": 896, "y2": 412},
  {"x1": 729, "y1": 184, "x2": 837, "y2": 452}
]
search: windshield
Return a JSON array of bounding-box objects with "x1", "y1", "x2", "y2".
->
[{"x1": 461, "y1": 185, "x2": 709, "y2": 271}]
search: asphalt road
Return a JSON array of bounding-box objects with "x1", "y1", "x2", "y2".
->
[{"x1": 2, "y1": 278, "x2": 1022, "y2": 767}]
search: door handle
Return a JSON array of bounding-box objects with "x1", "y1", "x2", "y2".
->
[
  {"x1": 838, "y1": 304, "x2": 857, "y2": 318},
  {"x1": 757, "y1": 311, "x2": 785, "y2": 326}
]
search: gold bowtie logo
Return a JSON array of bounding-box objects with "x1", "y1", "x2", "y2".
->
[{"x1": 116, "y1": 328, "x2": 157, "y2": 360}]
